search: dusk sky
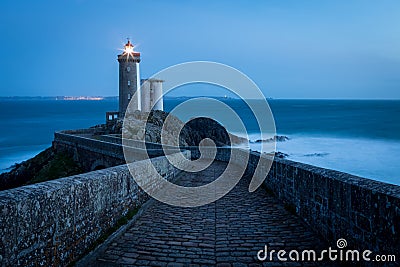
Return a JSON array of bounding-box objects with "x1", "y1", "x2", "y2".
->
[{"x1": 1, "y1": 0, "x2": 399, "y2": 99}]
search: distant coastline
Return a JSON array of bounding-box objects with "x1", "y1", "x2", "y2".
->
[
  {"x1": 0, "y1": 96, "x2": 273, "y2": 101},
  {"x1": 0, "y1": 96, "x2": 119, "y2": 101}
]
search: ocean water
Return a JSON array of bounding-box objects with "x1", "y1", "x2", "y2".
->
[
  {"x1": 1, "y1": 99, "x2": 399, "y2": 185},
  {"x1": 166, "y1": 99, "x2": 400, "y2": 185},
  {"x1": 0, "y1": 100, "x2": 117, "y2": 172}
]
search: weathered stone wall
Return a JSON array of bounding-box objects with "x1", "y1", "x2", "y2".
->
[
  {"x1": 213, "y1": 147, "x2": 400, "y2": 258},
  {"x1": 97, "y1": 134, "x2": 179, "y2": 151},
  {"x1": 2, "y1": 140, "x2": 398, "y2": 266},
  {"x1": 53, "y1": 131, "x2": 173, "y2": 171},
  {"x1": 0, "y1": 151, "x2": 189, "y2": 267}
]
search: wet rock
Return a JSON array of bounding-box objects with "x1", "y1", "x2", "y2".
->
[
  {"x1": 252, "y1": 135, "x2": 289, "y2": 143},
  {"x1": 275, "y1": 151, "x2": 289, "y2": 158}
]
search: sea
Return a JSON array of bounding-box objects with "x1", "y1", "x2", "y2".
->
[{"x1": 0, "y1": 98, "x2": 399, "y2": 185}]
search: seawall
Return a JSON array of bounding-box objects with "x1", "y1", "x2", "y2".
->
[
  {"x1": 1, "y1": 145, "x2": 399, "y2": 266},
  {"x1": 53, "y1": 131, "x2": 176, "y2": 171},
  {"x1": 210, "y1": 147, "x2": 400, "y2": 258},
  {"x1": 0, "y1": 151, "x2": 189, "y2": 267}
]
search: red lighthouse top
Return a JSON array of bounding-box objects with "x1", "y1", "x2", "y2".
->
[
  {"x1": 123, "y1": 39, "x2": 140, "y2": 57},
  {"x1": 125, "y1": 40, "x2": 133, "y2": 49}
]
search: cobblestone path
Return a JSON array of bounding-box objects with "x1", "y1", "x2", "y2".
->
[{"x1": 81, "y1": 161, "x2": 331, "y2": 266}]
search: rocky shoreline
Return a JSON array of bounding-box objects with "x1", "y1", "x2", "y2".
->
[
  {"x1": 250, "y1": 135, "x2": 290, "y2": 143},
  {"x1": 0, "y1": 148, "x2": 82, "y2": 191}
]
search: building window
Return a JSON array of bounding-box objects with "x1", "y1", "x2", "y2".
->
[
  {"x1": 128, "y1": 80, "x2": 131, "y2": 86},
  {"x1": 127, "y1": 66, "x2": 131, "y2": 72},
  {"x1": 128, "y1": 93, "x2": 131, "y2": 99}
]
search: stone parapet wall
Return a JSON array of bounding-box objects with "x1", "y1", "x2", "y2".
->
[
  {"x1": 214, "y1": 147, "x2": 400, "y2": 258},
  {"x1": 53, "y1": 132, "x2": 177, "y2": 171},
  {"x1": 53, "y1": 132, "x2": 126, "y2": 171},
  {"x1": 98, "y1": 134, "x2": 186, "y2": 151},
  {"x1": 54, "y1": 131, "x2": 125, "y2": 160},
  {"x1": 1, "y1": 141, "x2": 398, "y2": 266},
  {"x1": 0, "y1": 151, "x2": 189, "y2": 267},
  {"x1": 59, "y1": 128, "x2": 96, "y2": 135}
]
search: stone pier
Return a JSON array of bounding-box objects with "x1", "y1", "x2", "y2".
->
[{"x1": 78, "y1": 161, "x2": 331, "y2": 266}]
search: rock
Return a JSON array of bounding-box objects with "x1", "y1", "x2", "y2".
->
[
  {"x1": 304, "y1": 152, "x2": 329, "y2": 157},
  {"x1": 228, "y1": 133, "x2": 248, "y2": 145},
  {"x1": 180, "y1": 117, "x2": 231, "y2": 147},
  {"x1": 275, "y1": 151, "x2": 289, "y2": 158},
  {"x1": 275, "y1": 135, "x2": 290, "y2": 142},
  {"x1": 252, "y1": 135, "x2": 289, "y2": 143},
  {"x1": 116, "y1": 110, "x2": 245, "y2": 148},
  {"x1": 120, "y1": 111, "x2": 188, "y2": 146}
]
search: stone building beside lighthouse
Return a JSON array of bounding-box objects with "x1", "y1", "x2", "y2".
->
[
  {"x1": 107, "y1": 39, "x2": 164, "y2": 123},
  {"x1": 140, "y1": 78, "x2": 164, "y2": 112}
]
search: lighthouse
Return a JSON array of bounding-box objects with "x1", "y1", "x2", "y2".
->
[
  {"x1": 117, "y1": 39, "x2": 141, "y2": 115},
  {"x1": 117, "y1": 39, "x2": 164, "y2": 116}
]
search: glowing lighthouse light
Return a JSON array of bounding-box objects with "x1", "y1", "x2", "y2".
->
[
  {"x1": 121, "y1": 39, "x2": 140, "y2": 60},
  {"x1": 124, "y1": 40, "x2": 134, "y2": 54}
]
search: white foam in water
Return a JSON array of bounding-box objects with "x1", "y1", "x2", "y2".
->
[{"x1": 245, "y1": 134, "x2": 400, "y2": 186}]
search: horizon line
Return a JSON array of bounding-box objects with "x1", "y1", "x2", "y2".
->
[{"x1": 1, "y1": 96, "x2": 400, "y2": 101}]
